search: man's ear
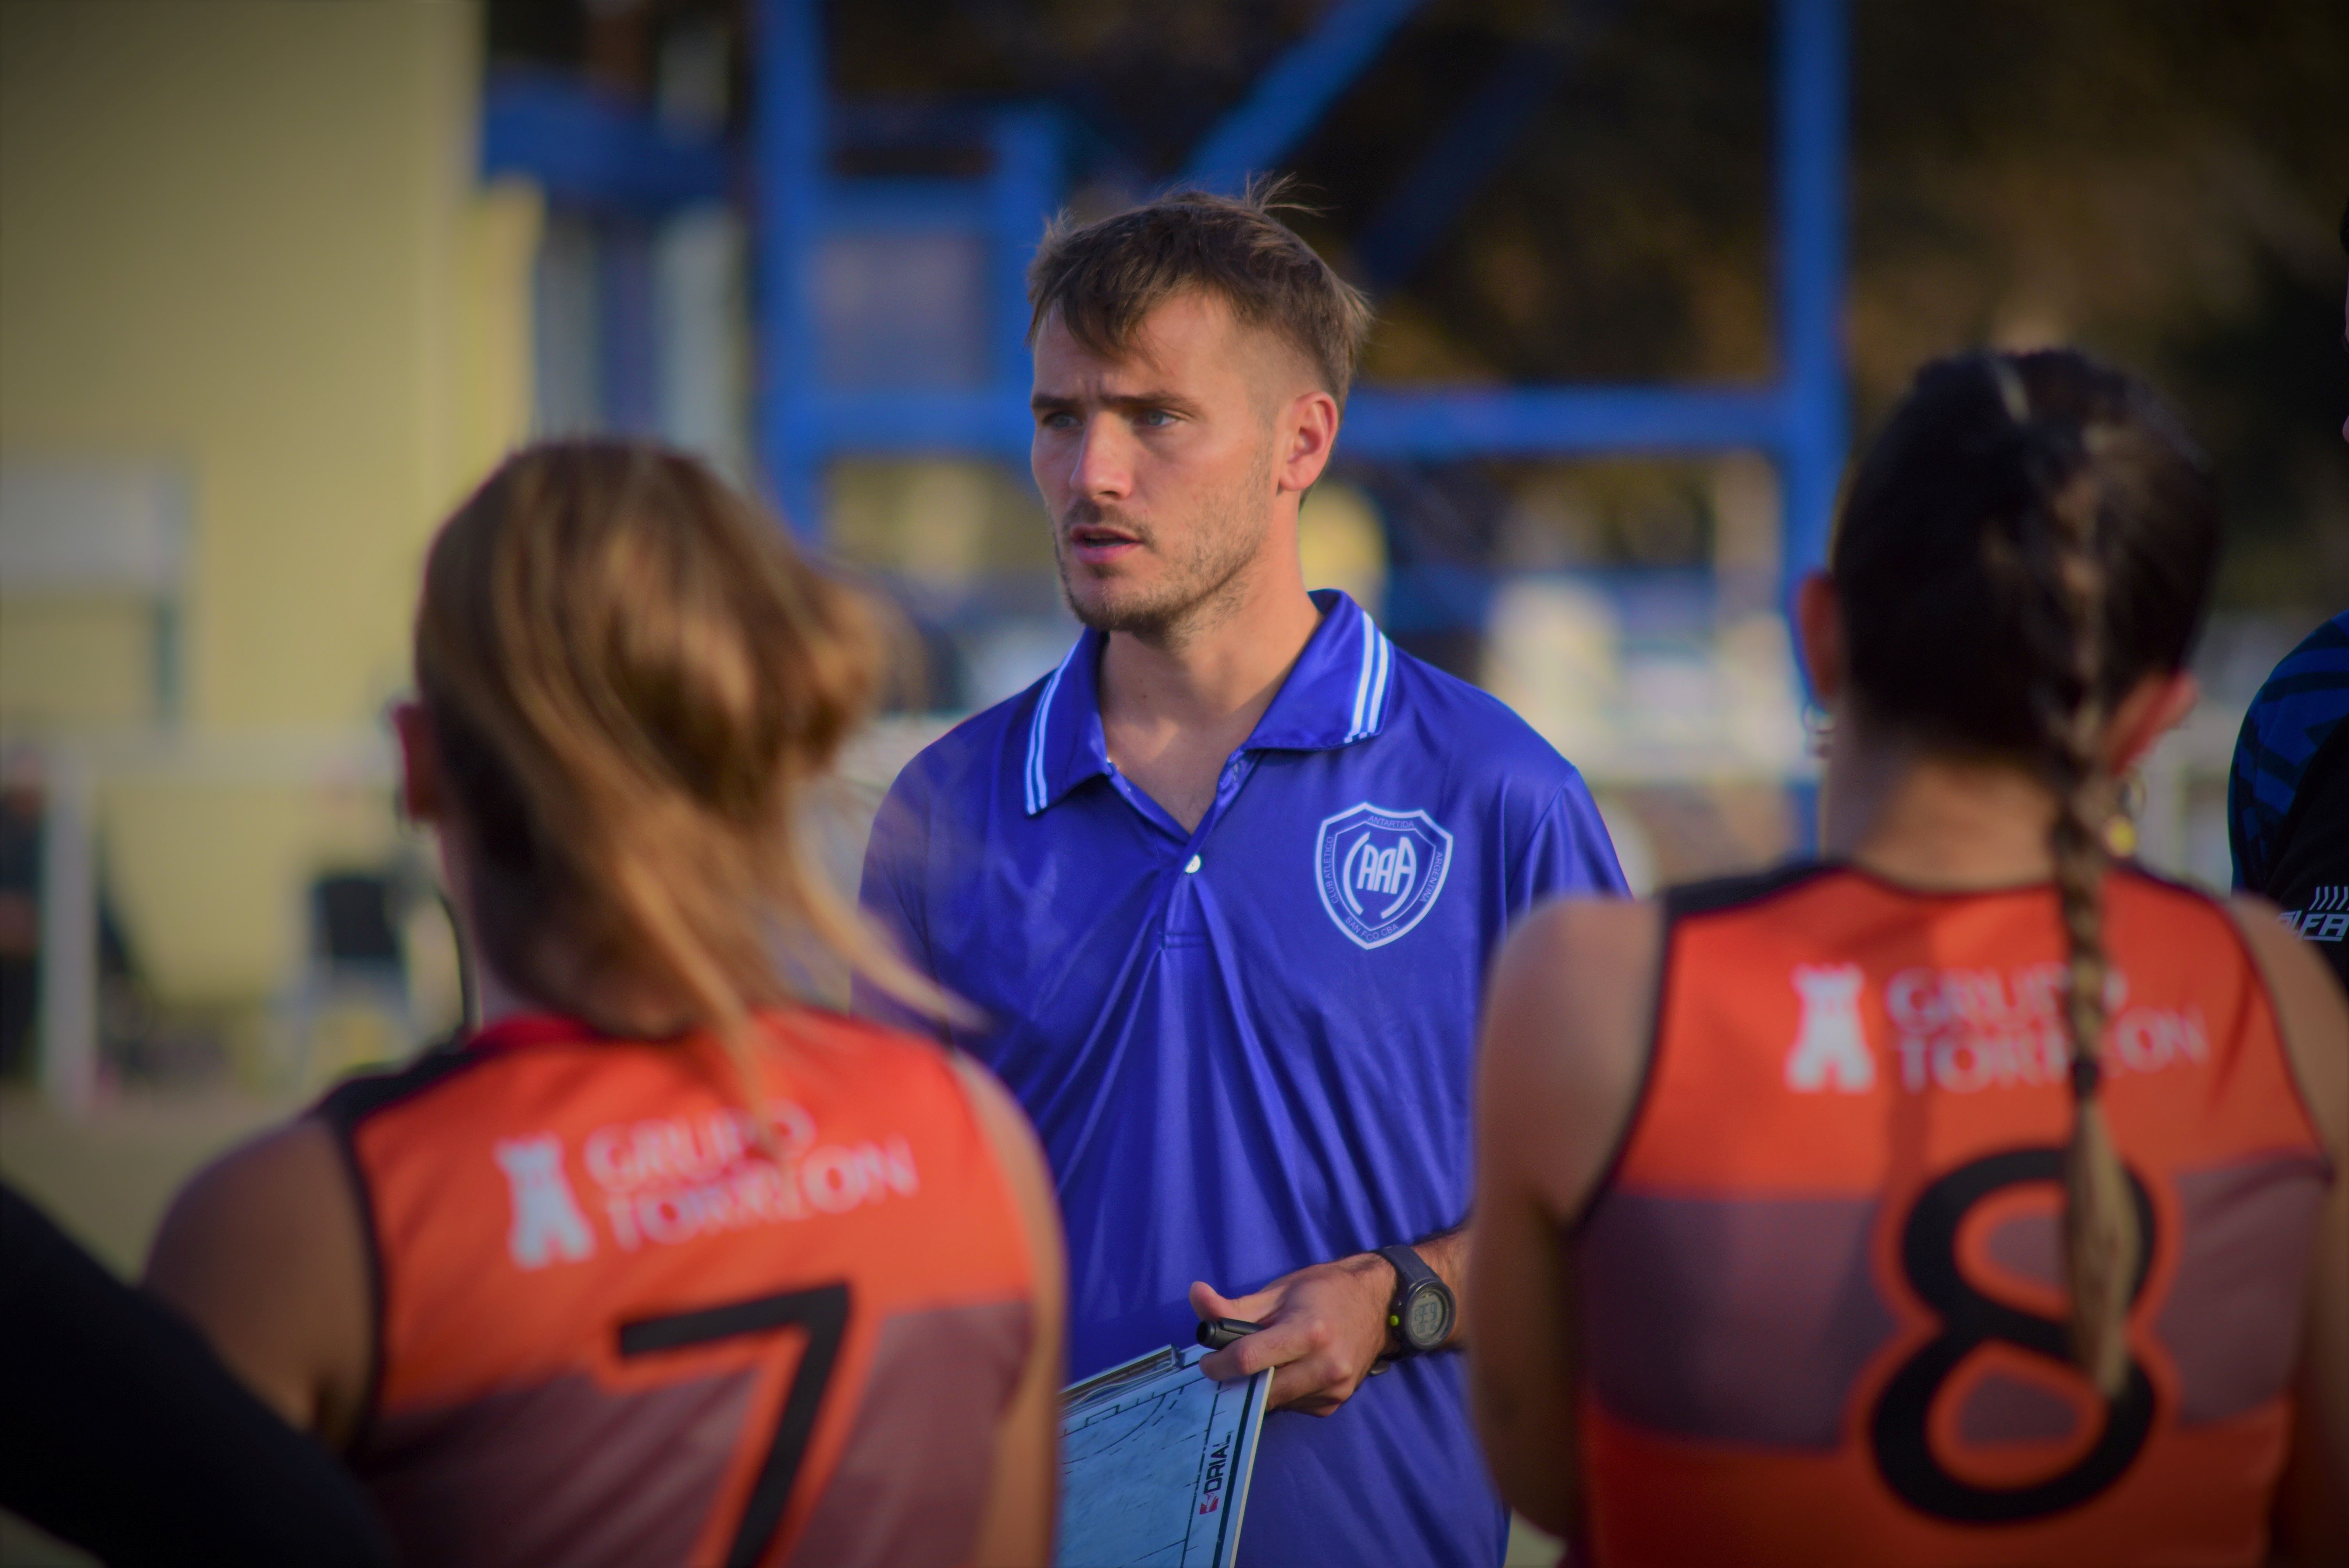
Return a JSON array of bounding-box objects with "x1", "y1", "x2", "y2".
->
[
  {"x1": 392, "y1": 701, "x2": 445, "y2": 824},
  {"x1": 1274, "y1": 388, "x2": 1340, "y2": 497},
  {"x1": 1794, "y1": 572, "x2": 1846, "y2": 708},
  {"x1": 2105, "y1": 670, "x2": 2198, "y2": 775}
]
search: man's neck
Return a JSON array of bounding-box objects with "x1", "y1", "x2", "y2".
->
[
  {"x1": 1096, "y1": 558, "x2": 1323, "y2": 831},
  {"x1": 1102, "y1": 584, "x2": 1322, "y2": 732}
]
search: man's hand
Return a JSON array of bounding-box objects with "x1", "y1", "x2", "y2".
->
[{"x1": 1188, "y1": 1255, "x2": 1392, "y2": 1415}]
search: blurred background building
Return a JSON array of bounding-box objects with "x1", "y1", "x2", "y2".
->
[
  {"x1": 0, "y1": 0, "x2": 2342, "y2": 1208},
  {"x1": 3, "y1": 5, "x2": 519, "y2": 1110}
]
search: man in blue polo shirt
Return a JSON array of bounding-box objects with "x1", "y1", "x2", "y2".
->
[{"x1": 859, "y1": 186, "x2": 1624, "y2": 1566}]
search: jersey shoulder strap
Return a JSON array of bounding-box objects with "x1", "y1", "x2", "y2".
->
[
  {"x1": 1660, "y1": 858, "x2": 1839, "y2": 922},
  {"x1": 313, "y1": 1031, "x2": 481, "y2": 1138},
  {"x1": 309, "y1": 1028, "x2": 492, "y2": 1448}
]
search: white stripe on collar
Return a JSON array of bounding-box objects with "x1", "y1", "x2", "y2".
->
[
  {"x1": 1024, "y1": 640, "x2": 1083, "y2": 815},
  {"x1": 1346, "y1": 609, "x2": 1378, "y2": 738},
  {"x1": 1345, "y1": 613, "x2": 1391, "y2": 744}
]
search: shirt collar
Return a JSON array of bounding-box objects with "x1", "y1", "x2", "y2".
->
[{"x1": 1024, "y1": 589, "x2": 1396, "y2": 817}]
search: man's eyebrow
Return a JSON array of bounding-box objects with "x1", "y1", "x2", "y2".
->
[
  {"x1": 1029, "y1": 388, "x2": 1205, "y2": 413},
  {"x1": 1105, "y1": 389, "x2": 1199, "y2": 411}
]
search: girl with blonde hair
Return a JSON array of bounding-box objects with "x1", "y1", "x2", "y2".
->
[{"x1": 148, "y1": 442, "x2": 1064, "y2": 1568}]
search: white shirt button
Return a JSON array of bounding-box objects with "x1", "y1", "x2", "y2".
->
[{"x1": 1184, "y1": 854, "x2": 1202, "y2": 873}]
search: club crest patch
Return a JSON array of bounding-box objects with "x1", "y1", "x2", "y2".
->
[{"x1": 1314, "y1": 802, "x2": 1455, "y2": 950}]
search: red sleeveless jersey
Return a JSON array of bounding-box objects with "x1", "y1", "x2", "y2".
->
[
  {"x1": 1577, "y1": 863, "x2": 2331, "y2": 1567},
  {"x1": 317, "y1": 1010, "x2": 1035, "y2": 1568}
]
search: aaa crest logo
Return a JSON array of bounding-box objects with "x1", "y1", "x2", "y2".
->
[{"x1": 1315, "y1": 802, "x2": 1455, "y2": 950}]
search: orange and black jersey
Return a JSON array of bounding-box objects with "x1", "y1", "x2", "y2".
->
[
  {"x1": 1576, "y1": 862, "x2": 2331, "y2": 1567},
  {"x1": 317, "y1": 1010, "x2": 1035, "y2": 1568}
]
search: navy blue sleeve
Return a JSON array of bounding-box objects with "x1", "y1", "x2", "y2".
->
[
  {"x1": 2228, "y1": 707, "x2": 2263, "y2": 893},
  {"x1": 2227, "y1": 612, "x2": 2349, "y2": 893},
  {"x1": 852, "y1": 769, "x2": 945, "y2": 1038},
  {"x1": 1512, "y1": 770, "x2": 1629, "y2": 913},
  {"x1": 0, "y1": 1183, "x2": 394, "y2": 1568}
]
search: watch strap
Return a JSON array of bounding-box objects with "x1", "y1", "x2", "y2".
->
[
  {"x1": 1376, "y1": 1243, "x2": 1440, "y2": 1296},
  {"x1": 1375, "y1": 1244, "x2": 1446, "y2": 1357}
]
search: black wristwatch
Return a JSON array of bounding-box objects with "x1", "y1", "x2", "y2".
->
[{"x1": 1375, "y1": 1244, "x2": 1456, "y2": 1358}]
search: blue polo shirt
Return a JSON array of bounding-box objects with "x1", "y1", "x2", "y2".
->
[{"x1": 857, "y1": 590, "x2": 1624, "y2": 1567}]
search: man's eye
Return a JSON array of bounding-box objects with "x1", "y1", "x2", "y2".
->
[
  {"x1": 1136, "y1": 409, "x2": 1174, "y2": 428},
  {"x1": 1039, "y1": 411, "x2": 1079, "y2": 430}
]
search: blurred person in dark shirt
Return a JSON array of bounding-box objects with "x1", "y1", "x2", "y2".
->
[
  {"x1": 1, "y1": 1183, "x2": 392, "y2": 1568},
  {"x1": 2226, "y1": 198, "x2": 2349, "y2": 993}
]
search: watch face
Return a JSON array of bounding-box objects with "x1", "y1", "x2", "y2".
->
[{"x1": 1404, "y1": 1285, "x2": 1450, "y2": 1349}]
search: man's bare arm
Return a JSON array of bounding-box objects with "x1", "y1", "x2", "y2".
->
[{"x1": 1187, "y1": 1225, "x2": 1466, "y2": 1415}]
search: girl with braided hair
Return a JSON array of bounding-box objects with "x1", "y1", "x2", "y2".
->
[{"x1": 1469, "y1": 349, "x2": 2345, "y2": 1565}]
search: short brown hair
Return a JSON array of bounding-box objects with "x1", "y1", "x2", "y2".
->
[{"x1": 1027, "y1": 181, "x2": 1374, "y2": 407}]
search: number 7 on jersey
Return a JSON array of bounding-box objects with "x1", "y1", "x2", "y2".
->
[{"x1": 619, "y1": 1283, "x2": 852, "y2": 1568}]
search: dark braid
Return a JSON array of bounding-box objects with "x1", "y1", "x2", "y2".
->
[
  {"x1": 1835, "y1": 347, "x2": 2220, "y2": 1399},
  {"x1": 1992, "y1": 360, "x2": 2137, "y2": 1395}
]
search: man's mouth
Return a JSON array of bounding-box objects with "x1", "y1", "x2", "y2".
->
[{"x1": 1066, "y1": 521, "x2": 1144, "y2": 566}]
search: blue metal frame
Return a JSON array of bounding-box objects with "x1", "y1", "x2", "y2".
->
[
  {"x1": 1352, "y1": 29, "x2": 1585, "y2": 294},
  {"x1": 483, "y1": 70, "x2": 728, "y2": 212},
  {"x1": 484, "y1": 71, "x2": 728, "y2": 457},
  {"x1": 1160, "y1": 0, "x2": 1845, "y2": 621},
  {"x1": 753, "y1": 0, "x2": 825, "y2": 534},
  {"x1": 1772, "y1": 0, "x2": 1848, "y2": 622},
  {"x1": 492, "y1": 0, "x2": 1846, "y2": 608},
  {"x1": 1180, "y1": 0, "x2": 1434, "y2": 190},
  {"x1": 747, "y1": 0, "x2": 1060, "y2": 535}
]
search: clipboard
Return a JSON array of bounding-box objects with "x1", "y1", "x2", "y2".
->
[{"x1": 1055, "y1": 1343, "x2": 1271, "y2": 1568}]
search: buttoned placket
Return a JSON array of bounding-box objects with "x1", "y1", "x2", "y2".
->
[
  {"x1": 1030, "y1": 593, "x2": 1392, "y2": 950},
  {"x1": 1101, "y1": 746, "x2": 1263, "y2": 948}
]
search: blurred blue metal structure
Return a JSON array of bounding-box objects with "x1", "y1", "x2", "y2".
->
[
  {"x1": 483, "y1": 71, "x2": 728, "y2": 211},
  {"x1": 1351, "y1": 28, "x2": 1586, "y2": 294},
  {"x1": 1179, "y1": 0, "x2": 1434, "y2": 189},
  {"x1": 487, "y1": 0, "x2": 1846, "y2": 613},
  {"x1": 1773, "y1": 0, "x2": 1849, "y2": 627},
  {"x1": 484, "y1": 73, "x2": 727, "y2": 435},
  {"x1": 1156, "y1": 0, "x2": 1847, "y2": 618},
  {"x1": 749, "y1": 0, "x2": 1058, "y2": 534},
  {"x1": 756, "y1": 0, "x2": 825, "y2": 534}
]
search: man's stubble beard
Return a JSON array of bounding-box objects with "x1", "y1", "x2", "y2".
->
[{"x1": 1053, "y1": 444, "x2": 1277, "y2": 650}]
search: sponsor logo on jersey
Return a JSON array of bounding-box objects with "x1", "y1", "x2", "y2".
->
[
  {"x1": 1785, "y1": 964, "x2": 1875, "y2": 1091},
  {"x1": 1780, "y1": 962, "x2": 2212, "y2": 1096},
  {"x1": 581, "y1": 1101, "x2": 920, "y2": 1252},
  {"x1": 2280, "y1": 886, "x2": 2347, "y2": 943},
  {"x1": 1314, "y1": 802, "x2": 1454, "y2": 949},
  {"x1": 494, "y1": 1133, "x2": 597, "y2": 1269},
  {"x1": 1885, "y1": 962, "x2": 2206, "y2": 1092}
]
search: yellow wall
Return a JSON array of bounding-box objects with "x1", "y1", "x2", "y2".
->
[
  {"x1": 0, "y1": 0, "x2": 533, "y2": 1007},
  {"x1": 0, "y1": 600, "x2": 155, "y2": 725},
  {"x1": 2, "y1": 0, "x2": 495, "y2": 725}
]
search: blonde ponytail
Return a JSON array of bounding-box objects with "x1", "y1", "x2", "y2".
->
[{"x1": 415, "y1": 442, "x2": 964, "y2": 1082}]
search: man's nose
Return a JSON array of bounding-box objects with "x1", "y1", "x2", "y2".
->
[{"x1": 1069, "y1": 418, "x2": 1134, "y2": 500}]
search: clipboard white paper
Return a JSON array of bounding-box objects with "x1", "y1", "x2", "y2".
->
[{"x1": 1055, "y1": 1343, "x2": 1271, "y2": 1568}]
